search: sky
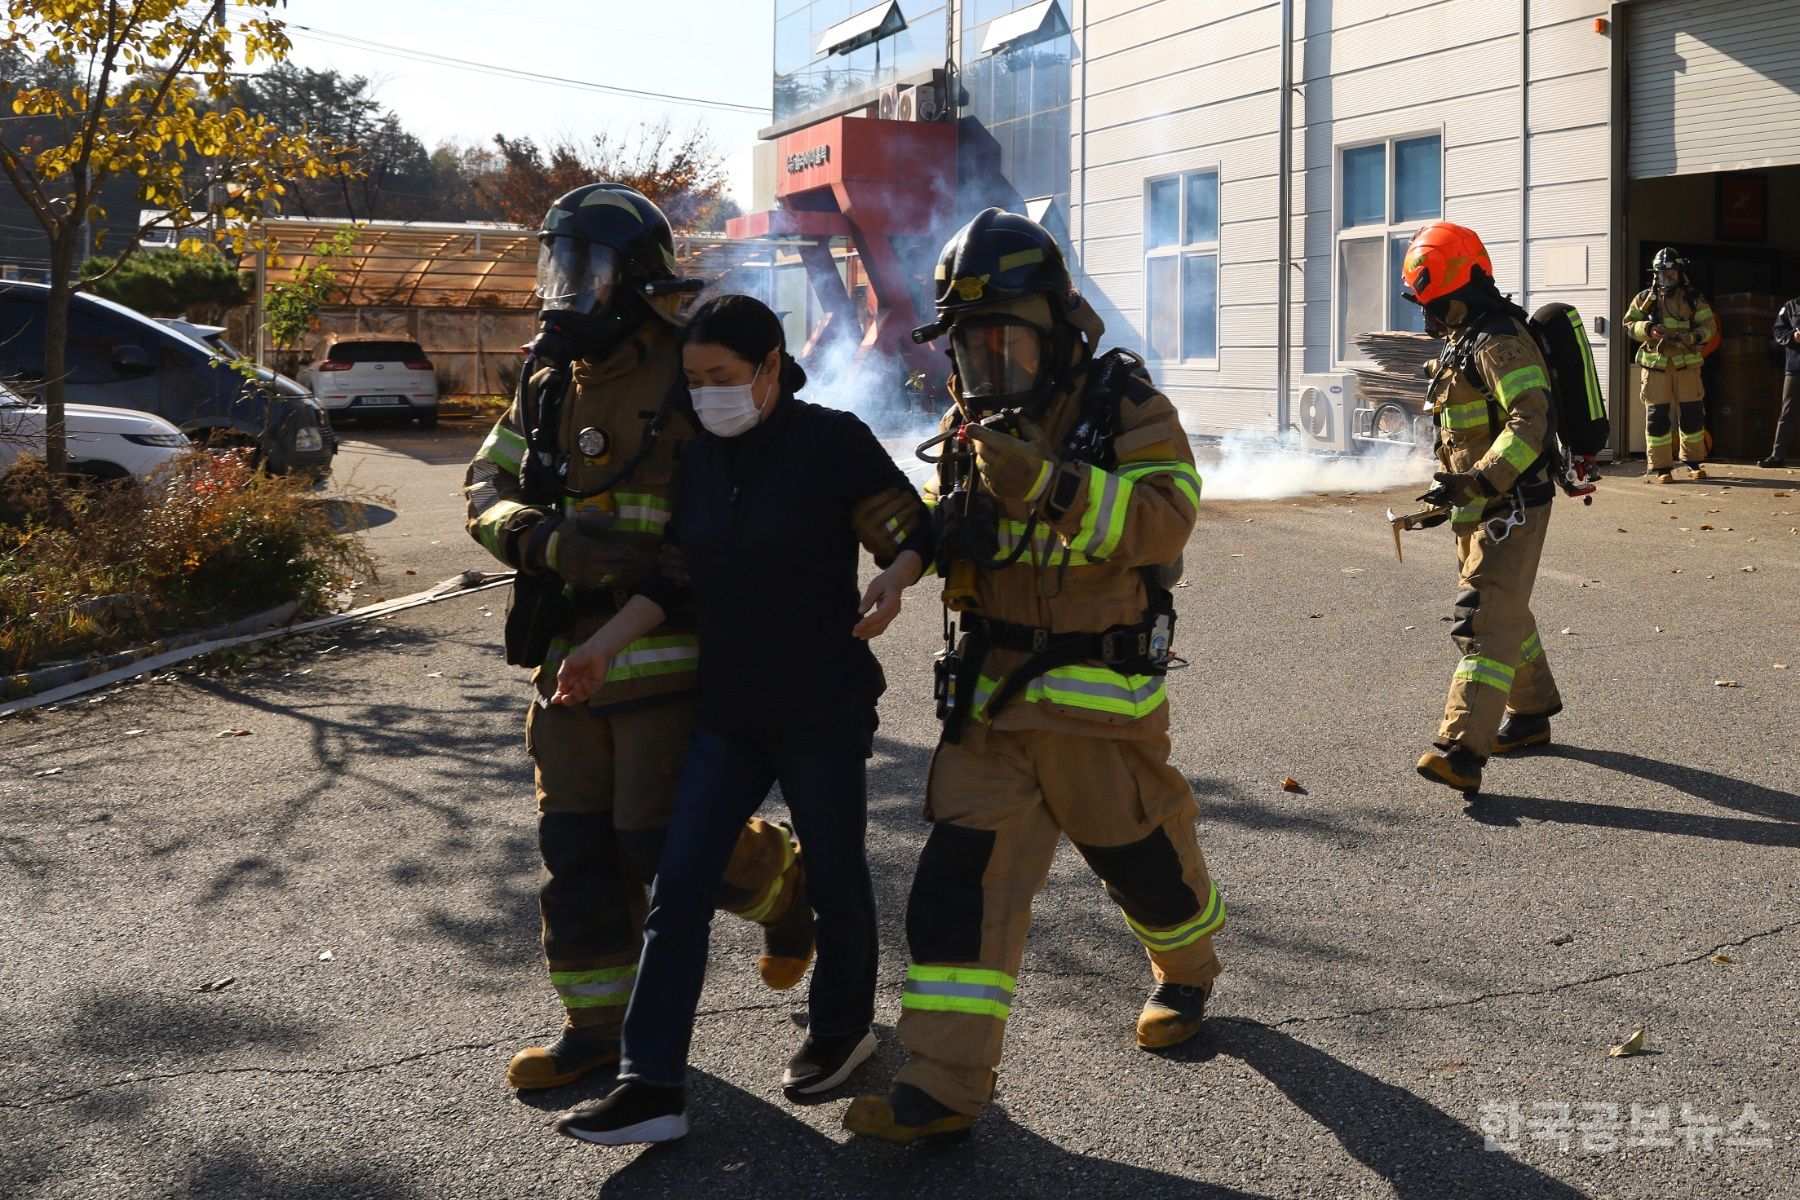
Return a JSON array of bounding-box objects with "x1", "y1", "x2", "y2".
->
[{"x1": 261, "y1": 0, "x2": 775, "y2": 209}]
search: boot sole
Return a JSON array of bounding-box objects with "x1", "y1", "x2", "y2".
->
[
  {"x1": 556, "y1": 1112, "x2": 690, "y2": 1146},
  {"x1": 843, "y1": 1096, "x2": 974, "y2": 1144},
  {"x1": 507, "y1": 1053, "x2": 620, "y2": 1091},
  {"x1": 784, "y1": 1029, "x2": 876, "y2": 1095},
  {"x1": 1490, "y1": 731, "x2": 1552, "y2": 756},
  {"x1": 1416, "y1": 760, "x2": 1481, "y2": 794},
  {"x1": 1137, "y1": 1016, "x2": 1206, "y2": 1050}
]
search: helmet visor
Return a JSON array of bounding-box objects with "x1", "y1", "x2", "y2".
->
[
  {"x1": 950, "y1": 318, "x2": 1047, "y2": 402},
  {"x1": 535, "y1": 237, "x2": 622, "y2": 314}
]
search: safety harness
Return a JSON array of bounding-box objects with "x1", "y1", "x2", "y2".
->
[
  {"x1": 1434, "y1": 316, "x2": 1558, "y2": 538},
  {"x1": 939, "y1": 349, "x2": 1178, "y2": 742}
]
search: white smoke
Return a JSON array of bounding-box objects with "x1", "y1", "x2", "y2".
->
[
  {"x1": 802, "y1": 332, "x2": 946, "y2": 485},
  {"x1": 1193, "y1": 430, "x2": 1434, "y2": 501}
]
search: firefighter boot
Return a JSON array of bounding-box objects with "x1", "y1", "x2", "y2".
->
[
  {"x1": 1492, "y1": 710, "x2": 1555, "y2": 755},
  {"x1": 1136, "y1": 982, "x2": 1211, "y2": 1050},
  {"x1": 844, "y1": 1084, "x2": 976, "y2": 1144},
  {"x1": 506, "y1": 1022, "x2": 620, "y2": 1090},
  {"x1": 1417, "y1": 742, "x2": 1484, "y2": 793},
  {"x1": 758, "y1": 834, "x2": 815, "y2": 990}
]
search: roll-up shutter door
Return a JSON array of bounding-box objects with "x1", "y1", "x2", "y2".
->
[{"x1": 1627, "y1": 0, "x2": 1800, "y2": 179}]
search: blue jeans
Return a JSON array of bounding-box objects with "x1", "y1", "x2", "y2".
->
[{"x1": 617, "y1": 712, "x2": 878, "y2": 1087}]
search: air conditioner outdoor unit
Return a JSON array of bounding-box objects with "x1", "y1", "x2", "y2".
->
[
  {"x1": 895, "y1": 86, "x2": 918, "y2": 122},
  {"x1": 877, "y1": 86, "x2": 904, "y2": 120},
  {"x1": 1291, "y1": 374, "x2": 1359, "y2": 454}
]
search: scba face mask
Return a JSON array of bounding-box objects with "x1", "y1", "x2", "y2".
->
[
  {"x1": 691, "y1": 361, "x2": 767, "y2": 437},
  {"x1": 531, "y1": 237, "x2": 637, "y2": 365},
  {"x1": 949, "y1": 316, "x2": 1053, "y2": 413}
]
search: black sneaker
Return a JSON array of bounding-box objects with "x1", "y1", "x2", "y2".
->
[
  {"x1": 782, "y1": 1027, "x2": 876, "y2": 1095},
  {"x1": 555, "y1": 1081, "x2": 688, "y2": 1146},
  {"x1": 1759, "y1": 456, "x2": 1787, "y2": 469}
]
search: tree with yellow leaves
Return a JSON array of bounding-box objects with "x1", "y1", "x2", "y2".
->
[{"x1": 0, "y1": 1, "x2": 344, "y2": 473}]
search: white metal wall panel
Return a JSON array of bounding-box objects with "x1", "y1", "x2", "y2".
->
[
  {"x1": 1528, "y1": 15, "x2": 1607, "y2": 83},
  {"x1": 1527, "y1": 125, "x2": 1607, "y2": 187},
  {"x1": 1084, "y1": 1, "x2": 1276, "y2": 65},
  {"x1": 1528, "y1": 69, "x2": 1608, "y2": 135},
  {"x1": 1628, "y1": 0, "x2": 1800, "y2": 177}
]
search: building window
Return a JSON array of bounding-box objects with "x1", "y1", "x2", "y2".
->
[
  {"x1": 1144, "y1": 169, "x2": 1219, "y2": 363},
  {"x1": 1336, "y1": 134, "x2": 1442, "y2": 360}
]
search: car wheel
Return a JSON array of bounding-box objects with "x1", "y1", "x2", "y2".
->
[{"x1": 416, "y1": 410, "x2": 439, "y2": 431}]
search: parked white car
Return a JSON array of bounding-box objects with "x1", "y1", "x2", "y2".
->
[
  {"x1": 0, "y1": 380, "x2": 190, "y2": 482},
  {"x1": 297, "y1": 336, "x2": 440, "y2": 429}
]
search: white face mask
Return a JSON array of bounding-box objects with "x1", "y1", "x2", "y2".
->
[{"x1": 691, "y1": 361, "x2": 767, "y2": 437}]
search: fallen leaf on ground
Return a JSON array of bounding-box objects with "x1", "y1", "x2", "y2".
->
[
  {"x1": 1710, "y1": 954, "x2": 1735, "y2": 965},
  {"x1": 123, "y1": 729, "x2": 146, "y2": 738},
  {"x1": 1281, "y1": 777, "x2": 1304, "y2": 793},
  {"x1": 197, "y1": 977, "x2": 236, "y2": 993},
  {"x1": 405, "y1": 569, "x2": 418, "y2": 575},
  {"x1": 1715, "y1": 680, "x2": 1741, "y2": 688},
  {"x1": 1742, "y1": 566, "x2": 1757, "y2": 573},
  {"x1": 1548, "y1": 932, "x2": 1574, "y2": 946},
  {"x1": 318, "y1": 950, "x2": 334, "y2": 962},
  {"x1": 1776, "y1": 491, "x2": 1790, "y2": 498},
  {"x1": 1561, "y1": 627, "x2": 1574, "y2": 635},
  {"x1": 1774, "y1": 664, "x2": 1789, "y2": 670},
  {"x1": 215, "y1": 728, "x2": 252, "y2": 738},
  {"x1": 1609, "y1": 1028, "x2": 1647, "y2": 1057},
  {"x1": 1700, "y1": 524, "x2": 1714, "y2": 530},
  {"x1": 426, "y1": 672, "x2": 444, "y2": 678},
  {"x1": 33, "y1": 767, "x2": 62, "y2": 777}
]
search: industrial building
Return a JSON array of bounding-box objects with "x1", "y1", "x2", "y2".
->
[{"x1": 732, "y1": 0, "x2": 1800, "y2": 459}]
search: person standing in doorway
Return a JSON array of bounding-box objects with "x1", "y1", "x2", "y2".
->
[
  {"x1": 1758, "y1": 293, "x2": 1800, "y2": 469},
  {"x1": 1624, "y1": 248, "x2": 1716, "y2": 482}
]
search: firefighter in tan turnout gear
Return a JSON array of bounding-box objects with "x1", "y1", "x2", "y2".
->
[
  {"x1": 463, "y1": 184, "x2": 804, "y2": 1090},
  {"x1": 1402, "y1": 222, "x2": 1564, "y2": 795},
  {"x1": 844, "y1": 209, "x2": 1224, "y2": 1144},
  {"x1": 1625, "y1": 248, "x2": 1716, "y2": 482}
]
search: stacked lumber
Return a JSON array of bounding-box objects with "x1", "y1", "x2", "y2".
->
[{"x1": 1352, "y1": 330, "x2": 1440, "y2": 411}]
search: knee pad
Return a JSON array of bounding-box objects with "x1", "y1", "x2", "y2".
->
[
  {"x1": 1450, "y1": 586, "x2": 1481, "y2": 642},
  {"x1": 906, "y1": 822, "x2": 995, "y2": 963},
  {"x1": 1677, "y1": 402, "x2": 1706, "y2": 434},
  {"x1": 1645, "y1": 404, "x2": 1673, "y2": 437},
  {"x1": 1073, "y1": 826, "x2": 1203, "y2": 929}
]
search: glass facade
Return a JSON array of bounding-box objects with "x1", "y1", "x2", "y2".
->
[
  {"x1": 958, "y1": 1, "x2": 1073, "y2": 220},
  {"x1": 774, "y1": 1, "x2": 949, "y2": 123},
  {"x1": 1336, "y1": 134, "x2": 1442, "y2": 358}
]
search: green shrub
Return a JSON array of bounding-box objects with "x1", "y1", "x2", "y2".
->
[{"x1": 0, "y1": 454, "x2": 373, "y2": 673}]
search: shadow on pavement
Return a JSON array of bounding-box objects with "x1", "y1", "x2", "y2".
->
[
  {"x1": 174, "y1": 1147, "x2": 423, "y2": 1199},
  {"x1": 1548, "y1": 744, "x2": 1798, "y2": 824},
  {"x1": 1462, "y1": 791, "x2": 1800, "y2": 849},
  {"x1": 589, "y1": 1071, "x2": 1274, "y2": 1200},
  {"x1": 60, "y1": 990, "x2": 320, "y2": 1060},
  {"x1": 1211, "y1": 1019, "x2": 1585, "y2": 1200}
]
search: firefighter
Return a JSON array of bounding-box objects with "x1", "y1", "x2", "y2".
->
[
  {"x1": 1625, "y1": 248, "x2": 1716, "y2": 482},
  {"x1": 1401, "y1": 222, "x2": 1564, "y2": 795},
  {"x1": 843, "y1": 209, "x2": 1224, "y2": 1144},
  {"x1": 463, "y1": 184, "x2": 806, "y2": 1092}
]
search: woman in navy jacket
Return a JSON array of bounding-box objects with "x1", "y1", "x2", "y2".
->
[{"x1": 548, "y1": 294, "x2": 931, "y2": 1144}]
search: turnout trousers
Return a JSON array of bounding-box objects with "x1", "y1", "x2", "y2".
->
[
  {"x1": 1640, "y1": 365, "x2": 1707, "y2": 471},
  {"x1": 525, "y1": 696, "x2": 795, "y2": 1033},
  {"x1": 1438, "y1": 503, "x2": 1564, "y2": 759},
  {"x1": 894, "y1": 724, "x2": 1225, "y2": 1116}
]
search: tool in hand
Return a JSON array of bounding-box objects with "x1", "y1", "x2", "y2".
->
[{"x1": 1385, "y1": 483, "x2": 1454, "y2": 562}]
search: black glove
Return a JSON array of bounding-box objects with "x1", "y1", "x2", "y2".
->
[
  {"x1": 547, "y1": 513, "x2": 637, "y2": 591},
  {"x1": 1431, "y1": 471, "x2": 1489, "y2": 508}
]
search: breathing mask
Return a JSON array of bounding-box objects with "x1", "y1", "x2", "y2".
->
[{"x1": 529, "y1": 236, "x2": 642, "y2": 366}]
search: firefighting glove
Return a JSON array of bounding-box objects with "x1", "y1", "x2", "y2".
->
[
  {"x1": 546, "y1": 513, "x2": 638, "y2": 591},
  {"x1": 1431, "y1": 470, "x2": 1493, "y2": 508},
  {"x1": 966, "y1": 420, "x2": 1057, "y2": 505}
]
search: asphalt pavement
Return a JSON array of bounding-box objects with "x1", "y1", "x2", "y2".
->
[{"x1": 2, "y1": 426, "x2": 1796, "y2": 1200}]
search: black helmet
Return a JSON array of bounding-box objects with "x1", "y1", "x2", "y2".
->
[
  {"x1": 531, "y1": 183, "x2": 698, "y2": 365},
  {"x1": 1651, "y1": 247, "x2": 1688, "y2": 276},
  {"x1": 912, "y1": 209, "x2": 1083, "y2": 416},
  {"x1": 913, "y1": 208, "x2": 1076, "y2": 343}
]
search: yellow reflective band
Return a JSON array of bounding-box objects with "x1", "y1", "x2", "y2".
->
[
  {"x1": 1027, "y1": 458, "x2": 1053, "y2": 503},
  {"x1": 1662, "y1": 318, "x2": 1690, "y2": 330},
  {"x1": 1451, "y1": 499, "x2": 1486, "y2": 526},
  {"x1": 1123, "y1": 883, "x2": 1226, "y2": 952},
  {"x1": 551, "y1": 963, "x2": 637, "y2": 1008},
  {"x1": 478, "y1": 424, "x2": 526, "y2": 473},
  {"x1": 1681, "y1": 431, "x2": 1706, "y2": 445},
  {"x1": 604, "y1": 634, "x2": 699, "y2": 683},
  {"x1": 1493, "y1": 365, "x2": 1549, "y2": 409},
  {"x1": 1119, "y1": 460, "x2": 1202, "y2": 510},
  {"x1": 474, "y1": 499, "x2": 529, "y2": 557},
  {"x1": 1646, "y1": 432, "x2": 1674, "y2": 448},
  {"x1": 1521, "y1": 631, "x2": 1543, "y2": 664},
  {"x1": 1491, "y1": 429, "x2": 1539, "y2": 473},
  {"x1": 1073, "y1": 466, "x2": 1133, "y2": 560},
  {"x1": 1567, "y1": 309, "x2": 1605, "y2": 421},
  {"x1": 997, "y1": 248, "x2": 1046, "y2": 272},
  {"x1": 971, "y1": 667, "x2": 1166, "y2": 722},
  {"x1": 1439, "y1": 400, "x2": 1491, "y2": 431},
  {"x1": 1454, "y1": 655, "x2": 1515, "y2": 692},
  {"x1": 997, "y1": 520, "x2": 1093, "y2": 568},
  {"x1": 902, "y1": 964, "x2": 1016, "y2": 1020}
]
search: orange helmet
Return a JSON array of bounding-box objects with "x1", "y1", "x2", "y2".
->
[{"x1": 1400, "y1": 222, "x2": 1492, "y2": 307}]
